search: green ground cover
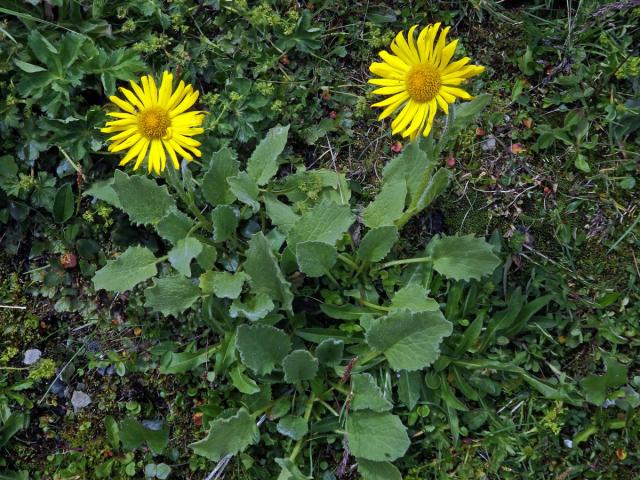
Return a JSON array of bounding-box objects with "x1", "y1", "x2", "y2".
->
[{"x1": 0, "y1": 1, "x2": 639, "y2": 479}]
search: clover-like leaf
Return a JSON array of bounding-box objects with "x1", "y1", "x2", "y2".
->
[
  {"x1": 346, "y1": 411, "x2": 409, "y2": 462},
  {"x1": 235, "y1": 324, "x2": 291, "y2": 375}
]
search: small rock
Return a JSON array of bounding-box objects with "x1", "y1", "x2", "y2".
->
[
  {"x1": 563, "y1": 439, "x2": 573, "y2": 449},
  {"x1": 142, "y1": 419, "x2": 163, "y2": 431},
  {"x1": 23, "y1": 349, "x2": 42, "y2": 366},
  {"x1": 481, "y1": 136, "x2": 496, "y2": 151},
  {"x1": 71, "y1": 390, "x2": 92, "y2": 411},
  {"x1": 50, "y1": 379, "x2": 66, "y2": 397}
]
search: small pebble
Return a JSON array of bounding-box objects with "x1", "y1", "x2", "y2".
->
[
  {"x1": 142, "y1": 419, "x2": 163, "y2": 431},
  {"x1": 23, "y1": 349, "x2": 42, "y2": 366},
  {"x1": 482, "y1": 136, "x2": 496, "y2": 151},
  {"x1": 71, "y1": 390, "x2": 92, "y2": 411}
]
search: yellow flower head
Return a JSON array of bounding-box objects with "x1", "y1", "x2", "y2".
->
[
  {"x1": 369, "y1": 24, "x2": 485, "y2": 139},
  {"x1": 101, "y1": 71, "x2": 206, "y2": 174}
]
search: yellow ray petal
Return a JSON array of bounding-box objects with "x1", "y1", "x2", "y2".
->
[
  {"x1": 157, "y1": 139, "x2": 167, "y2": 172},
  {"x1": 389, "y1": 31, "x2": 414, "y2": 65},
  {"x1": 372, "y1": 91, "x2": 409, "y2": 108},
  {"x1": 416, "y1": 26, "x2": 430, "y2": 63},
  {"x1": 368, "y1": 78, "x2": 404, "y2": 86},
  {"x1": 392, "y1": 100, "x2": 418, "y2": 133},
  {"x1": 167, "y1": 139, "x2": 194, "y2": 161},
  {"x1": 119, "y1": 138, "x2": 147, "y2": 166},
  {"x1": 133, "y1": 138, "x2": 150, "y2": 171},
  {"x1": 403, "y1": 102, "x2": 427, "y2": 138},
  {"x1": 371, "y1": 85, "x2": 407, "y2": 95},
  {"x1": 377, "y1": 95, "x2": 408, "y2": 121},
  {"x1": 369, "y1": 62, "x2": 405, "y2": 80},
  {"x1": 118, "y1": 87, "x2": 145, "y2": 112},
  {"x1": 439, "y1": 90, "x2": 456, "y2": 103},
  {"x1": 171, "y1": 112, "x2": 205, "y2": 128},
  {"x1": 107, "y1": 127, "x2": 137, "y2": 142},
  {"x1": 169, "y1": 91, "x2": 199, "y2": 118},
  {"x1": 173, "y1": 133, "x2": 201, "y2": 148},
  {"x1": 109, "y1": 133, "x2": 141, "y2": 153},
  {"x1": 441, "y1": 77, "x2": 465, "y2": 86},
  {"x1": 129, "y1": 79, "x2": 150, "y2": 108},
  {"x1": 109, "y1": 95, "x2": 135, "y2": 114},
  {"x1": 107, "y1": 112, "x2": 136, "y2": 119},
  {"x1": 157, "y1": 71, "x2": 174, "y2": 107},
  {"x1": 424, "y1": 22, "x2": 441, "y2": 63},
  {"x1": 433, "y1": 26, "x2": 451, "y2": 67},
  {"x1": 173, "y1": 127, "x2": 204, "y2": 136},
  {"x1": 441, "y1": 86, "x2": 472, "y2": 99},
  {"x1": 422, "y1": 99, "x2": 438, "y2": 137},
  {"x1": 439, "y1": 39, "x2": 458, "y2": 68},
  {"x1": 148, "y1": 139, "x2": 160, "y2": 174},
  {"x1": 436, "y1": 94, "x2": 449, "y2": 114},
  {"x1": 162, "y1": 139, "x2": 180, "y2": 169},
  {"x1": 105, "y1": 118, "x2": 138, "y2": 127},
  {"x1": 442, "y1": 57, "x2": 471, "y2": 75},
  {"x1": 379, "y1": 50, "x2": 410, "y2": 72},
  {"x1": 166, "y1": 81, "x2": 189, "y2": 111},
  {"x1": 405, "y1": 25, "x2": 420, "y2": 62}
]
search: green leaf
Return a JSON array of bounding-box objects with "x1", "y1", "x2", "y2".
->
[
  {"x1": 0, "y1": 413, "x2": 27, "y2": 448},
  {"x1": 93, "y1": 246, "x2": 157, "y2": 292},
  {"x1": 85, "y1": 178, "x2": 122, "y2": 209},
  {"x1": 275, "y1": 458, "x2": 312, "y2": 480},
  {"x1": 382, "y1": 141, "x2": 435, "y2": 204},
  {"x1": 581, "y1": 357, "x2": 629, "y2": 405},
  {"x1": 244, "y1": 233, "x2": 294, "y2": 312},
  {"x1": 196, "y1": 244, "x2": 217, "y2": 270},
  {"x1": 14, "y1": 59, "x2": 46, "y2": 73},
  {"x1": 263, "y1": 192, "x2": 299, "y2": 234},
  {"x1": 277, "y1": 416, "x2": 308, "y2": 440},
  {"x1": 229, "y1": 365, "x2": 260, "y2": 394},
  {"x1": 230, "y1": 293, "x2": 275, "y2": 321},
  {"x1": 315, "y1": 339, "x2": 344, "y2": 366},
  {"x1": 228, "y1": 172, "x2": 260, "y2": 212},
  {"x1": 346, "y1": 411, "x2": 409, "y2": 462},
  {"x1": 247, "y1": 124, "x2": 289, "y2": 186},
  {"x1": 144, "y1": 275, "x2": 200, "y2": 316},
  {"x1": 211, "y1": 205, "x2": 238, "y2": 242},
  {"x1": 357, "y1": 459, "x2": 402, "y2": 480},
  {"x1": 287, "y1": 199, "x2": 354, "y2": 251},
  {"x1": 53, "y1": 183, "x2": 74, "y2": 223},
  {"x1": 111, "y1": 170, "x2": 177, "y2": 225},
  {"x1": 159, "y1": 346, "x2": 215, "y2": 374},
  {"x1": 408, "y1": 167, "x2": 450, "y2": 216},
  {"x1": 362, "y1": 180, "x2": 407, "y2": 228},
  {"x1": 357, "y1": 226, "x2": 398, "y2": 263},
  {"x1": 201, "y1": 147, "x2": 240, "y2": 205},
  {"x1": 200, "y1": 271, "x2": 248, "y2": 299},
  {"x1": 391, "y1": 284, "x2": 439, "y2": 312},
  {"x1": 283, "y1": 349, "x2": 319, "y2": 383},
  {"x1": 350, "y1": 373, "x2": 392, "y2": 412},
  {"x1": 366, "y1": 309, "x2": 453, "y2": 371},
  {"x1": 155, "y1": 211, "x2": 195, "y2": 245},
  {"x1": 295, "y1": 241, "x2": 337, "y2": 277},
  {"x1": 168, "y1": 237, "x2": 202, "y2": 276},
  {"x1": 427, "y1": 234, "x2": 501, "y2": 281},
  {"x1": 119, "y1": 417, "x2": 168, "y2": 454},
  {"x1": 189, "y1": 408, "x2": 259, "y2": 462},
  {"x1": 236, "y1": 324, "x2": 292, "y2": 375},
  {"x1": 398, "y1": 370, "x2": 422, "y2": 410}
]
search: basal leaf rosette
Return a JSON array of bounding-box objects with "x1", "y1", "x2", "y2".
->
[{"x1": 369, "y1": 23, "x2": 485, "y2": 139}]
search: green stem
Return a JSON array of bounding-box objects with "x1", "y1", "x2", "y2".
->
[
  {"x1": 289, "y1": 395, "x2": 316, "y2": 462},
  {"x1": 378, "y1": 256, "x2": 431, "y2": 270},
  {"x1": 358, "y1": 299, "x2": 390, "y2": 312},
  {"x1": 337, "y1": 254, "x2": 358, "y2": 270}
]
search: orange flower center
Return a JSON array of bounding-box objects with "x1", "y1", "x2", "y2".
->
[
  {"x1": 138, "y1": 107, "x2": 171, "y2": 139},
  {"x1": 405, "y1": 64, "x2": 441, "y2": 103}
]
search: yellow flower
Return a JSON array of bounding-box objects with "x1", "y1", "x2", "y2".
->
[
  {"x1": 101, "y1": 71, "x2": 206, "y2": 174},
  {"x1": 369, "y1": 24, "x2": 485, "y2": 139}
]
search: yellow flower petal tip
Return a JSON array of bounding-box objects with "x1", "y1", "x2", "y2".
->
[
  {"x1": 102, "y1": 72, "x2": 207, "y2": 174},
  {"x1": 368, "y1": 24, "x2": 484, "y2": 139}
]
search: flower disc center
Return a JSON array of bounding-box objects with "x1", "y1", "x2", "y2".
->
[
  {"x1": 139, "y1": 107, "x2": 171, "y2": 139},
  {"x1": 405, "y1": 64, "x2": 441, "y2": 103}
]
